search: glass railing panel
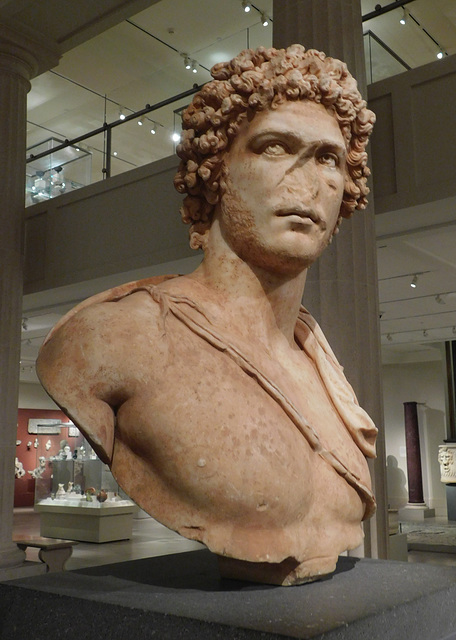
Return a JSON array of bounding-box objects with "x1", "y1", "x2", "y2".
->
[
  {"x1": 364, "y1": 31, "x2": 409, "y2": 84},
  {"x1": 27, "y1": 71, "x2": 107, "y2": 150}
]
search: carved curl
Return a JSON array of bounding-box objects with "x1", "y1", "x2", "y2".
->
[{"x1": 174, "y1": 44, "x2": 376, "y2": 249}]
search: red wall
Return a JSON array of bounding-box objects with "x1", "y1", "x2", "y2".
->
[{"x1": 15, "y1": 409, "x2": 83, "y2": 507}]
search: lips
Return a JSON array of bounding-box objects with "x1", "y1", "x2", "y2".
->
[{"x1": 275, "y1": 208, "x2": 320, "y2": 224}]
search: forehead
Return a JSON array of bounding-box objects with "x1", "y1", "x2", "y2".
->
[{"x1": 234, "y1": 100, "x2": 345, "y2": 147}]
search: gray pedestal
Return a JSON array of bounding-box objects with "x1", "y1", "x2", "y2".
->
[
  {"x1": 2, "y1": 549, "x2": 456, "y2": 639},
  {"x1": 446, "y1": 484, "x2": 456, "y2": 521}
]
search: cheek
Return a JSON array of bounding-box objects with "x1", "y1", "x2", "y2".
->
[{"x1": 228, "y1": 161, "x2": 270, "y2": 202}]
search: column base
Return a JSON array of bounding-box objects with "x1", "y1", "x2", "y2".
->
[{"x1": 399, "y1": 503, "x2": 435, "y2": 521}]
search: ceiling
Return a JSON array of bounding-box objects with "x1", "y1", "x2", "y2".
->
[{"x1": 17, "y1": 0, "x2": 456, "y2": 381}]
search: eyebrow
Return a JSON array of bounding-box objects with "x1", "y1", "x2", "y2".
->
[{"x1": 247, "y1": 129, "x2": 346, "y2": 153}]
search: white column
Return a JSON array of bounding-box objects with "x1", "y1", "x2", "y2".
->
[
  {"x1": 0, "y1": 25, "x2": 60, "y2": 579},
  {"x1": 273, "y1": 0, "x2": 388, "y2": 560}
]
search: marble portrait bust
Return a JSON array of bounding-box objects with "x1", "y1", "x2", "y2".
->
[{"x1": 37, "y1": 44, "x2": 377, "y2": 586}]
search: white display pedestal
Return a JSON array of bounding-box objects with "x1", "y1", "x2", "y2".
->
[{"x1": 35, "y1": 503, "x2": 136, "y2": 543}]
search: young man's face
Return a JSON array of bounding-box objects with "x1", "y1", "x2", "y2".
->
[{"x1": 213, "y1": 100, "x2": 347, "y2": 275}]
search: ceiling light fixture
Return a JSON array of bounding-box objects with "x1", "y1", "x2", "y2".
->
[
  {"x1": 261, "y1": 12, "x2": 269, "y2": 26},
  {"x1": 138, "y1": 118, "x2": 144, "y2": 126},
  {"x1": 435, "y1": 294, "x2": 446, "y2": 305},
  {"x1": 192, "y1": 61, "x2": 198, "y2": 73},
  {"x1": 399, "y1": 8, "x2": 407, "y2": 25},
  {"x1": 410, "y1": 275, "x2": 418, "y2": 288},
  {"x1": 150, "y1": 123, "x2": 156, "y2": 134},
  {"x1": 423, "y1": 329, "x2": 428, "y2": 337},
  {"x1": 242, "y1": 1, "x2": 251, "y2": 12},
  {"x1": 119, "y1": 109, "x2": 126, "y2": 121},
  {"x1": 386, "y1": 333, "x2": 393, "y2": 342},
  {"x1": 172, "y1": 132, "x2": 181, "y2": 143},
  {"x1": 184, "y1": 55, "x2": 191, "y2": 70},
  {"x1": 437, "y1": 49, "x2": 445, "y2": 59},
  {"x1": 113, "y1": 151, "x2": 118, "y2": 156}
]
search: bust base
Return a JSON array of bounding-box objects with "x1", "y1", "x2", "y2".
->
[
  {"x1": 3, "y1": 549, "x2": 456, "y2": 639},
  {"x1": 217, "y1": 553, "x2": 337, "y2": 586}
]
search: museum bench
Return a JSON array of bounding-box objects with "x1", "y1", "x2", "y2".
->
[{"x1": 14, "y1": 536, "x2": 78, "y2": 572}]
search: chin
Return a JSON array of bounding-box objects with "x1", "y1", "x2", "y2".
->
[{"x1": 247, "y1": 250, "x2": 317, "y2": 276}]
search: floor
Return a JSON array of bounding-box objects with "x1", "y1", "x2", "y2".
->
[
  {"x1": 404, "y1": 516, "x2": 456, "y2": 568},
  {"x1": 13, "y1": 507, "x2": 203, "y2": 570},
  {"x1": 12, "y1": 508, "x2": 456, "y2": 571}
]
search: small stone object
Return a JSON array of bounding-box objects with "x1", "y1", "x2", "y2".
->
[
  {"x1": 97, "y1": 489, "x2": 107, "y2": 503},
  {"x1": 56, "y1": 483, "x2": 65, "y2": 497}
]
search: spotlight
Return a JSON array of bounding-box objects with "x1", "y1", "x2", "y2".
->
[
  {"x1": 386, "y1": 333, "x2": 393, "y2": 342},
  {"x1": 150, "y1": 123, "x2": 156, "y2": 134},
  {"x1": 113, "y1": 151, "x2": 118, "y2": 156},
  {"x1": 423, "y1": 329, "x2": 428, "y2": 337},
  {"x1": 138, "y1": 118, "x2": 144, "y2": 126},
  {"x1": 261, "y1": 12, "x2": 269, "y2": 26},
  {"x1": 22, "y1": 318, "x2": 28, "y2": 331},
  {"x1": 410, "y1": 275, "x2": 418, "y2": 288},
  {"x1": 435, "y1": 294, "x2": 446, "y2": 305},
  {"x1": 192, "y1": 61, "x2": 198, "y2": 73},
  {"x1": 172, "y1": 132, "x2": 181, "y2": 143},
  {"x1": 184, "y1": 55, "x2": 191, "y2": 70},
  {"x1": 119, "y1": 109, "x2": 126, "y2": 121},
  {"x1": 437, "y1": 50, "x2": 444, "y2": 59},
  {"x1": 242, "y1": 0, "x2": 251, "y2": 12},
  {"x1": 399, "y1": 9, "x2": 406, "y2": 25}
]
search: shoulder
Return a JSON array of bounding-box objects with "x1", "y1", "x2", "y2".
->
[
  {"x1": 36, "y1": 279, "x2": 181, "y2": 399},
  {"x1": 36, "y1": 278, "x2": 179, "y2": 463}
]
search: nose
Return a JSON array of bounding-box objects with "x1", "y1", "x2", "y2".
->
[{"x1": 284, "y1": 157, "x2": 320, "y2": 200}]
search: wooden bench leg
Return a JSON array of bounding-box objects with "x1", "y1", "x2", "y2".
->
[{"x1": 38, "y1": 547, "x2": 74, "y2": 572}]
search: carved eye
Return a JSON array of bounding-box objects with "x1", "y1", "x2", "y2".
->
[
  {"x1": 318, "y1": 152, "x2": 338, "y2": 167},
  {"x1": 262, "y1": 142, "x2": 288, "y2": 156}
]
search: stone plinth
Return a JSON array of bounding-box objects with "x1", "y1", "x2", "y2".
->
[
  {"x1": 2, "y1": 549, "x2": 456, "y2": 639},
  {"x1": 446, "y1": 485, "x2": 456, "y2": 522}
]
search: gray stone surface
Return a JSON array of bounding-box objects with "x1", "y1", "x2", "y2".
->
[{"x1": 2, "y1": 550, "x2": 456, "y2": 639}]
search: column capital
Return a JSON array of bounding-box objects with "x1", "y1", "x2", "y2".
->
[{"x1": 0, "y1": 22, "x2": 61, "y2": 82}]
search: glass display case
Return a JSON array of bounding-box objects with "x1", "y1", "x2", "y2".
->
[
  {"x1": 26, "y1": 137, "x2": 92, "y2": 207},
  {"x1": 33, "y1": 436, "x2": 136, "y2": 543}
]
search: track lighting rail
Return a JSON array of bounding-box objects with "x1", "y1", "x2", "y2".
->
[{"x1": 26, "y1": 84, "x2": 205, "y2": 178}]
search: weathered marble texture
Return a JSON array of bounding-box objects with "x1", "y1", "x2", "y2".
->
[{"x1": 37, "y1": 45, "x2": 377, "y2": 585}]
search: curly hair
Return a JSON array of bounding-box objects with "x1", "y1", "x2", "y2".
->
[{"x1": 174, "y1": 44, "x2": 375, "y2": 250}]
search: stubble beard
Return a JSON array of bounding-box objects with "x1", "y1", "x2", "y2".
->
[{"x1": 218, "y1": 178, "x2": 329, "y2": 277}]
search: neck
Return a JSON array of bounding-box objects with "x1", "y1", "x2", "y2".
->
[{"x1": 190, "y1": 224, "x2": 308, "y2": 348}]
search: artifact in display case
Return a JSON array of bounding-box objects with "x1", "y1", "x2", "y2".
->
[{"x1": 34, "y1": 439, "x2": 136, "y2": 543}]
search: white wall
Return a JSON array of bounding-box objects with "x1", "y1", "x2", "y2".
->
[
  {"x1": 18, "y1": 382, "x2": 59, "y2": 410},
  {"x1": 382, "y1": 358, "x2": 447, "y2": 517}
]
